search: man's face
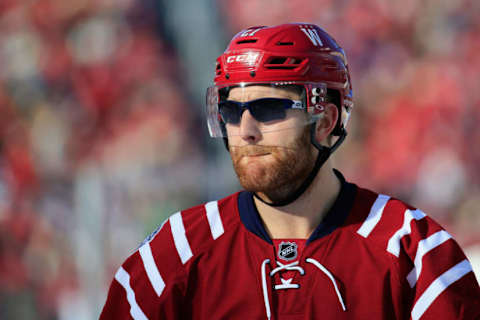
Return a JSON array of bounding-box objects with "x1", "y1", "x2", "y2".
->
[{"x1": 226, "y1": 85, "x2": 317, "y2": 203}]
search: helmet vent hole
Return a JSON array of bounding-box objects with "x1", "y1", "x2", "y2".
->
[
  {"x1": 236, "y1": 39, "x2": 258, "y2": 44},
  {"x1": 290, "y1": 58, "x2": 303, "y2": 64},
  {"x1": 268, "y1": 57, "x2": 287, "y2": 64},
  {"x1": 264, "y1": 57, "x2": 305, "y2": 69},
  {"x1": 277, "y1": 41, "x2": 294, "y2": 46}
]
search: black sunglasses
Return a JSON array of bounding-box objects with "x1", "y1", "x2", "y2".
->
[{"x1": 218, "y1": 98, "x2": 304, "y2": 125}]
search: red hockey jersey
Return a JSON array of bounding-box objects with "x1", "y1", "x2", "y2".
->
[{"x1": 100, "y1": 171, "x2": 480, "y2": 319}]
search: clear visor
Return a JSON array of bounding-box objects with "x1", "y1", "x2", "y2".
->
[{"x1": 206, "y1": 82, "x2": 328, "y2": 138}]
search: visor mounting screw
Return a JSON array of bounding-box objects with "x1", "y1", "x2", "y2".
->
[
  {"x1": 226, "y1": 73, "x2": 230, "y2": 79},
  {"x1": 250, "y1": 71, "x2": 256, "y2": 77}
]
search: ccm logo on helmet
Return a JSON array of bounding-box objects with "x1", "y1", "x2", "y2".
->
[
  {"x1": 300, "y1": 26, "x2": 323, "y2": 47},
  {"x1": 226, "y1": 52, "x2": 259, "y2": 65}
]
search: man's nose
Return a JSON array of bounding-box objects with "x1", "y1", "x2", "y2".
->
[{"x1": 239, "y1": 110, "x2": 262, "y2": 143}]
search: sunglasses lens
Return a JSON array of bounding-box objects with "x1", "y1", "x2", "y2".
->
[
  {"x1": 219, "y1": 98, "x2": 296, "y2": 125},
  {"x1": 250, "y1": 98, "x2": 288, "y2": 122},
  {"x1": 219, "y1": 101, "x2": 241, "y2": 124}
]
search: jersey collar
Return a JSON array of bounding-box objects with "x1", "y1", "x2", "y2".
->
[{"x1": 238, "y1": 169, "x2": 357, "y2": 245}]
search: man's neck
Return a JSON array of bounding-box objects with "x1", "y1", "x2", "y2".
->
[{"x1": 253, "y1": 164, "x2": 341, "y2": 239}]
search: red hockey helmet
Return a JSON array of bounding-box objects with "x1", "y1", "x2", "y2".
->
[{"x1": 206, "y1": 23, "x2": 353, "y2": 138}]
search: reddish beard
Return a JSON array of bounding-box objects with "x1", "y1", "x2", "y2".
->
[{"x1": 229, "y1": 127, "x2": 316, "y2": 203}]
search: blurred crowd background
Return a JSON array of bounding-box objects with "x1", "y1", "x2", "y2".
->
[{"x1": 0, "y1": 0, "x2": 479, "y2": 318}]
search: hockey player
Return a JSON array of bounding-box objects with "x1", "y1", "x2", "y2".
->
[{"x1": 100, "y1": 23, "x2": 480, "y2": 319}]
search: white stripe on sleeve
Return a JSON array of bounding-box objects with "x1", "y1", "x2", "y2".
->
[
  {"x1": 139, "y1": 242, "x2": 165, "y2": 296},
  {"x1": 115, "y1": 267, "x2": 149, "y2": 320},
  {"x1": 407, "y1": 230, "x2": 452, "y2": 288},
  {"x1": 357, "y1": 194, "x2": 390, "y2": 238},
  {"x1": 387, "y1": 209, "x2": 426, "y2": 257},
  {"x1": 170, "y1": 212, "x2": 193, "y2": 264},
  {"x1": 411, "y1": 259, "x2": 473, "y2": 320},
  {"x1": 205, "y1": 201, "x2": 224, "y2": 240}
]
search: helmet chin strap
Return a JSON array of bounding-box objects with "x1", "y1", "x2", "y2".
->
[{"x1": 253, "y1": 124, "x2": 346, "y2": 207}]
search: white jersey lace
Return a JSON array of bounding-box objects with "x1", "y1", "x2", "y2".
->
[{"x1": 261, "y1": 258, "x2": 346, "y2": 320}]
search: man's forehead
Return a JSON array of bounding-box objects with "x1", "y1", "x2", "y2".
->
[{"x1": 227, "y1": 85, "x2": 302, "y2": 102}]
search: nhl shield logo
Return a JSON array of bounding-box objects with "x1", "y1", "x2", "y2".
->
[{"x1": 278, "y1": 242, "x2": 298, "y2": 261}]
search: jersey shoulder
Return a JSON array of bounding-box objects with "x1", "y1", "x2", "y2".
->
[
  {"x1": 137, "y1": 191, "x2": 241, "y2": 270},
  {"x1": 347, "y1": 186, "x2": 447, "y2": 258},
  {"x1": 345, "y1": 186, "x2": 476, "y2": 288},
  {"x1": 343, "y1": 187, "x2": 480, "y2": 319},
  {"x1": 100, "y1": 192, "x2": 242, "y2": 319}
]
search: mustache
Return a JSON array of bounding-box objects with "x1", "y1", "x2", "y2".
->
[{"x1": 230, "y1": 145, "x2": 296, "y2": 157}]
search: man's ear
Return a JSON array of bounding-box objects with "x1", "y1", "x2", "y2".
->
[{"x1": 315, "y1": 103, "x2": 339, "y2": 143}]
